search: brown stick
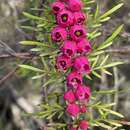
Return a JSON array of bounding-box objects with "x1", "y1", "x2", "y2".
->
[
  {"x1": 0, "y1": 52, "x2": 35, "y2": 59},
  {"x1": 0, "y1": 67, "x2": 19, "y2": 86},
  {"x1": 0, "y1": 54, "x2": 35, "y2": 87}
]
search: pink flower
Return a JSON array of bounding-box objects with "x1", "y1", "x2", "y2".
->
[
  {"x1": 73, "y1": 56, "x2": 90, "y2": 74},
  {"x1": 84, "y1": 86, "x2": 91, "y2": 100},
  {"x1": 51, "y1": 26, "x2": 67, "y2": 42},
  {"x1": 57, "y1": 10, "x2": 74, "y2": 27},
  {"x1": 80, "y1": 105, "x2": 87, "y2": 113},
  {"x1": 74, "y1": 12, "x2": 86, "y2": 25},
  {"x1": 68, "y1": 124, "x2": 78, "y2": 130},
  {"x1": 61, "y1": 40, "x2": 77, "y2": 57},
  {"x1": 70, "y1": 25, "x2": 86, "y2": 41},
  {"x1": 59, "y1": 0, "x2": 69, "y2": 2},
  {"x1": 51, "y1": 1, "x2": 65, "y2": 14},
  {"x1": 66, "y1": 103, "x2": 80, "y2": 117},
  {"x1": 70, "y1": 127, "x2": 78, "y2": 130},
  {"x1": 56, "y1": 54, "x2": 72, "y2": 71},
  {"x1": 75, "y1": 85, "x2": 85, "y2": 100},
  {"x1": 77, "y1": 39, "x2": 91, "y2": 54},
  {"x1": 67, "y1": 71, "x2": 82, "y2": 89},
  {"x1": 68, "y1": 0, "x2": 82, "y2": 12},
  {"x1": 64, "y1": 90, "x2": 76, "y2": 103},
  {"x1": 79, "y1": 120, "x2": 89, "y2": 130},
  {"x1": 75, "y1": 85, "x2": 91, "y2": 101}
]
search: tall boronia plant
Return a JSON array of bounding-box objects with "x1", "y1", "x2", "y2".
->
[
  {"x1": 20, "y1": 0, "x2": 125, "y2": 130},
  {"x1": 51, "y1": 0, "x2": 91, "y2": 129}
]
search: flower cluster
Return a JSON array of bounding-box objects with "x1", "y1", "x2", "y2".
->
[{"x1": 51, "y1": 0, "x2": 91, "y2": 129}]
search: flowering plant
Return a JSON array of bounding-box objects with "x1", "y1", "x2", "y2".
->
[{"x1": 19, "y1": 0, "x2": 125, "y2": 129}]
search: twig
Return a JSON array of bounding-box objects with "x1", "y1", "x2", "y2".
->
[
  {"x1": 0, "y1": 40, "x2": 16, "y2": 54},
  {"x1": 0, "y1": 54, "x2": 36, "y2": 87},
  {"x1": 113, "y1": 67, "x2": 125, "y2": 111},
  {"x1": 0, "y1": 52, "x2": 37, "y2": 59},
  {"x1": 113, "y1": 67, "x2": 119, "y2": 111},
  {"x1": 0, "y1": 67, "x2": 19, "y2": 86},
  {"x1": 9, "y1": 86, "x2": 43, "y2": 129},
  {"x1": 105, "y1": 46, "x2": 130, "y2": 54}
]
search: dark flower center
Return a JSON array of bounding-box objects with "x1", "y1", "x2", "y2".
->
[
  {"x1": 71, "y1": 78, "x2": 81, "y2": 84},
  {"x1": 53, "y1": 6, "x2": 60, "y2": 11},
  {"x1": 84, "y1": 64, "x2": 89, "y2": 71},
  {"x1": 55, "y1": 32, "x2": 61, "y2": 39},
  {"x1": 60, "y1": 61, "x2": 66, "y2": 68},
  {"x1": 80, "y1": 93, "x2": 84, "y2": 97},
  {"x1": 77, "y1": 49, "x2": 82, "y2": 54},
  {"x1": 77, "y1": 18, "x2": 84, "y2": 24},
  {"x1": 75, "y1": 30, "x2": 83, "y2": 37},
  {"x1": 66, "y1": 49, "x2": 73, "y2": 56},
  {"x1": 85, "y1": 45, "x2": 90, "y2": 51},
  {"x1": 61, "y1": 14, "x2": 68, "y2": 22}
]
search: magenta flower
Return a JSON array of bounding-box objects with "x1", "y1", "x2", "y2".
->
[
  {"x1": 74, "y1": 12, "x2": 86, "y2": 25},
  {"x1": 70, "y1": 127, "x2": 78, "y2": 130},
  {"x1": 57, "y1": 10, "x2": 74, "y2": 27},
  {"x1": 84, "y1": 86, "x2": 91, "y2": 100},
  {"x1": 79, "y1": 120, "x2": 89, "y2": 130},
  {"x1": 66, "y1": 103, "x2": 80, "y2": 117},
  {"x1": 75, "y1": 85, "x2": 91, "y2": 101},
  {"x1": 56, "y1": 54, "x2": 72, "y2": 71},
  {"x1": 59, "y1": 0, "x2": 69, "y2": 2},
  {"x1": 80, "y1": 105, "x2": 87, "y2": 113},
  {"x1": 51, "y1": 0, "x2": 91, "y2": 128},
  {"x1": 51, "y1": 26, "x2": 67, "y2": 42},
  {"x1": 77, "y1": 38, "x2": 91, "y2": 54},
  {"x1": 61, "y1": 40, "x2": 77, "y2": 57},
  {"x1": 67, "y1": 71, "x2": 82, "y2": 89},
  {"x1": 75, "y1": 85, "x2": 85, "y2": 100},
  {"x1": 68, "y1": 124, "x2": 78, "y2": 130},
  {"x1": 68, "y1": 0, "x2": 82, "y2": 12},
  {"x1": 73, "y1": 56, "x2": 90, "y2": 74},
  {"x1": 64, "y1": 90, "x2": 76, "y2": 103},
  {"x1": 51, "y1": 1, "x2": 65, "y2": 14},
  {"x1": 70, "y1": 25, "x2": 86, "y2": 41}
]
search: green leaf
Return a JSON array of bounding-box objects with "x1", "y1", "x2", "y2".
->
[
  {"x1": 19, "y1": 65, "x2": 43, "y2": 72},
  {"x1": 93, "y1": 90, "x2": 116, "y2": 94},
  {"x1": 21, "y1": 26, "x2": 38, "y2": 31},
  {"x1": 102, "y1": 108, "x2": 124, "y2": 118},
  {"x1": 20, "y1": 41, "x2": 43, "y2": 46},
  {"x1": 101, "y1": 62, "x2": 124, "y2": 68},
  {"x1": 20, "y1": 41, "x2": 55, "y2": 49},
  {"x1": 94, "y1": 5, "x2": 100, "y2": 19},
  {"x1": 99, "y1": 3, "x2": 124, "y2": 19},
  {"x1": 97, "y1": 42, "x2": 113, "y2": 50},
  {"x1": 105, "y1": 120, "x2": 122, "y2": 127},
  {"x1": 93, "y1": 61, "x2": 124, "y2": 71},
  {"x1": 23, "y1": 12, "x2": 44, "y2": 20},
  {"x1": 100, "y1": 55, "x2": 109, "y2": 66},
  {"x1": 43, "y1": 79, "x2": 57, "y2": 87},
  {"x1": 85, "y1": 75, "x2": 92, "y2": 80},
  {"x1": 58, "y1": 112, "x2": 64, "y2": 119},
  {"x1": 102, "y1": 68, "x2": 112, "y2": 75},
  {"x1": 83, "y1": 0, "x2": 95, "y2": 4},
  {"x1": 100, "y1": 17, "x2": 110, "y2": 22},
  {"x1": 92, "y1": 71, "x2": 101, "y2": 79},
  {"x1": 88, "y1": 31, "x2": 101, "y2": 40},
  {"x1": 95, "y1": 121, "x2": 112, "y2": 129},
  {"x1": 92, "y1": 56, "x2": 99, "y2": 68},
  {"x1": 97, "y1": 25, "x2": 123, "y2": 50},
  {"x1": 32, "y1": 74, "x2": 46, "y2": 80},
  {"x1": 89, "y1": 50, "x2": 104, "y2": 56},
  {"x1": 92, "y1": 23, "x2": 102, "y2": 28}
]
